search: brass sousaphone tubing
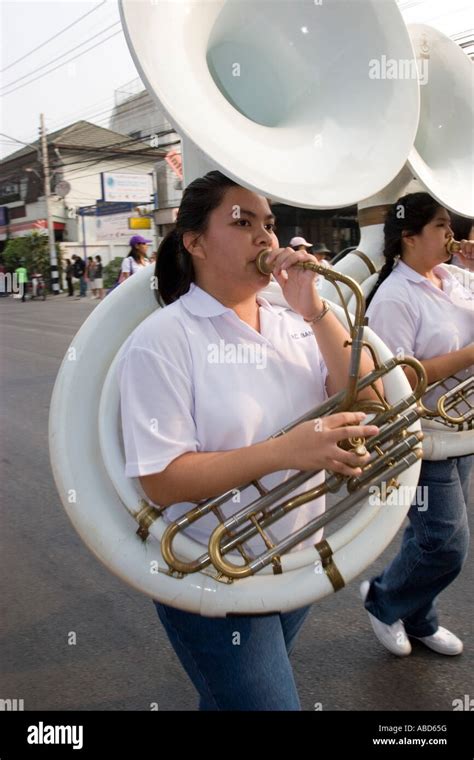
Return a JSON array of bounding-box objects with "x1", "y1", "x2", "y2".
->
[{"x1": 160, "y1": 255, "x2": 428, "y2": 579}]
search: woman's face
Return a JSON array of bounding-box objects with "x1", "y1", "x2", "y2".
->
[
  {"x1": 136, "y1": 242, "x2": 148, "y2": 257},
  {"x1": 184, "y1": 185, "x2": 279, "y2": 298},
  {"x1": 404, "y1": 207, "x2": 454, "y2": 266}
]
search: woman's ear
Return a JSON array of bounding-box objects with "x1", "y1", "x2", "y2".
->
[
  {"x1": 183, "y1": 232, "x2": 206, "y2": 260},
  {"x1": 401, "y1": 232, "x2": 416, "y2": 250}
]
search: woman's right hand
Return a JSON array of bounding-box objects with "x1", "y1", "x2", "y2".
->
[{"x1": 273, "y1": 411, "x2": 379, "y2": 476}]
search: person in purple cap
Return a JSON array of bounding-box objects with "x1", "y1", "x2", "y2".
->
[{"x1": 120, "y1": 235, "x2": 153, "y2": 282}]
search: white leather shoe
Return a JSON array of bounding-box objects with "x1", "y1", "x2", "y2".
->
[
  {"x1": 411, "y1": 627, "x2": 463, "y2": 656},
  {"x1": 360, "y1": 581, "x2": 412, "y2": 656}
]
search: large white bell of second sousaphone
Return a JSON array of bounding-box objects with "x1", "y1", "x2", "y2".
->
[
  {"x1": 119, "y1": 0, "x2": 419, "y2": 208},
  {"x1": 407, "y1": 24, "x2": 474, "y2": 218}
]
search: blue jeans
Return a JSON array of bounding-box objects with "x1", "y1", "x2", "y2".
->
[
  {"x1": 365, "y1": 455, "x2": 472, "y2": 637},
  {"x1": 153, "y1": 600, "x2": 312, "y2": 710},
  {"x1": 79, "y1": 276, "x2": 87, "y2": 297}
]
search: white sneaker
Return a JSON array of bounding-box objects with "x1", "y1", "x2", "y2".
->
[
  {"x1": 360, "y1": 581, "x2": 412, "y2": 656},
  {"x1": 411, "y1": 627, "x2": 463, "y2": 656}
]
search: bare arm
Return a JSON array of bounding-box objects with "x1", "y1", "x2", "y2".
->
[
  {"x1": 309, "y1": 309, "x2": 381, "y2": 399},
  {"x1": 140, "y1": 412, "x2": 378, "y2": 507},
  {"x1": 266, "y1": 248, "x2": 381, "y2": 401},
  {"x1": 404, "y1": 344, "x2": 474, "y2": 388}
]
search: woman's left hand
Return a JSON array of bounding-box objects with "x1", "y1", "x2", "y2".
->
[
  {"x1": 457, "y1": 239, "x2": 474, "y2": 270},
  {"x1": 264, "y1": 248, "x2": 324, "y2": 319}
]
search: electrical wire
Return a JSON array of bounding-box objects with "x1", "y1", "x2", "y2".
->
[
  {"x1": 0, "y1": 0, "x2": 108, "y2": 73},
  {"x1": 2, "y1": 30, "x2": 122, "y2": 97},
  {"x1": 1, "y1": 21, "x2": 121, "y2": 92}
]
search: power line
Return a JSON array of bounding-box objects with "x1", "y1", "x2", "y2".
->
[
  {"x1": 0, "y1": 131, "x2": 41, "y2": 156},
  {"x1": 64, "y1": 149, "x2": 179, "y2": 182},
  {"x1": 1, "y1": 30, "x2": 122, "y2": 97},
  {"x1": 1, "y1": 21, "x2": 121, "y2": 92},
  {"x1": 1, "y1": 112, "x2": 175, "y2": 168},
  {"x1": 44, "y1": 95, "x2": 118, "y2": 131},
  {"x1": 0, "y1": 0, "x2": 108, "y2": 73}
]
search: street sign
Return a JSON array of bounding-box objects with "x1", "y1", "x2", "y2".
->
[
  {"x1": 100, "y1": 172, "x2": 153, "y2": 203},
  {"x1": 128, "y1": 217, "x2": 152, "y2": 229}
]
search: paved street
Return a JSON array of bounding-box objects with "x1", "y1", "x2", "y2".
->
[{"x1": 1, "y1": 293, "x2": 473, "y2": 712}]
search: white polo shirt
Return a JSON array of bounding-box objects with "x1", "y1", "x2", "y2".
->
[
  {"x1": 117, "y1": 282, "x2": 330, "y2": 553},
  {"x1": 120, "y1": 256, "x2": 151, "y2": 275},
  {"x1": 366, "y1": 261, "x2": 473, "y2": 414}
]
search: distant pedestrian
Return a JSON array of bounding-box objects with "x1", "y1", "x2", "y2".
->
[
  {"x1": 289, "y1": 236, "x2": 313, "y2": 253},
  {"x1": 119, "y1": 235, "x2": 152, "y2": 283},
  {"x1": 87, "y1": 256, "x2": 96, "y2": 298},
  {"x1": 72, "y1": 255, "x2": 86, "y2": 298},
  {"x1": 312, "y1": 243, "x2": 333, "y2": 268},
  {"x1": 65, "y1": 258, "x2": 74, "y2": 296},
  {"x1": 15, "y1": 262, "x2": 28, "y2": 302},
  {"x1": 93, "y1": 255, "x2": 104, "y2": 300},
  {"x1": 289, "y1": 237, "x2": 332, "y2": 268}
]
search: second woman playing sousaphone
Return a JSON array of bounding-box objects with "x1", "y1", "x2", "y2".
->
[{"x1": 361, "y1": 192, "x2": 474, "y2": 658}]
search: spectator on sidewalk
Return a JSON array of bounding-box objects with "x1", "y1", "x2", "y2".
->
[
  {"x1": 119, "y1": 235, "x2": 152, "y2": 283},
  {"x1": 72, "y1": 255, "x2": 86, "y2": 298},
  {"x1": 289, "y1": 235, "x2": 313, "y2": 253},
  {"x1": 15, "y1": 262, "x2": 28, "y2": 302},
  {"x1": 289, "y1": 237, "x2": 332, "y2": 268},
  {"x1": 87, "y1": 256, "x2": 96, "y2": 298},
  {"x1": 65, "y1": 258, "x2": 74, "y2": 296},
  {"x1": 93, "y1": 255, "x2": 104, "y2": 300},
  {"x1": 312, "y1": 243, "x2": 333, "y2": 268}
]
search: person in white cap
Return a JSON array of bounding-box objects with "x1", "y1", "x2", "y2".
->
[
  {"x1": 289, "y1": 235, "x2": 313, "y2": 252},
  {"x1": 290, "y1": 238, "x2": 332, "y2": 268}
]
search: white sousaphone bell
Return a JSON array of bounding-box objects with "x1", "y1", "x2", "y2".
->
[
  {"x1": 318, "y1": 22, "x2": 474, "y2": 459},
  {"x1": 48, "y1": 0, "x2": 461, "y2": 615}
]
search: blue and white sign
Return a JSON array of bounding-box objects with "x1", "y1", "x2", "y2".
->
[{"x1": 101, "y1": 172, "x2": 153, "y2": 203}]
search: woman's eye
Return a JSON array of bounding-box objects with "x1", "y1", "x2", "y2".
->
[{"x1": 234, "y1": 220, "x2": 276, "y2": 231}]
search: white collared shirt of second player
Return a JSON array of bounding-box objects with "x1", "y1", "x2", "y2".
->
[
  {"x1": 366, "y1": 260, "x2": 474, "y2": 413},
  {"x1": 117, "y1": 282, "x2": 331, "y2": 554}
]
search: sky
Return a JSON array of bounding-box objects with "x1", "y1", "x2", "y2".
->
[{"x1": 0, "y1": 0, "x2": 472, "y2": 160}]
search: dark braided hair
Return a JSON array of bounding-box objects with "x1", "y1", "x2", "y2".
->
[
  {"x1": 366, "y1": 192, "x2": 443, "y2": 308},
  {"x1": 155, "y1": 170, "x2": 238, "y2": 305}
]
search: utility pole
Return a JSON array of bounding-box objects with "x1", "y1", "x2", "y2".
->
[{"x1": 40, "y1": 113, "x2": 59, "y2": 294}]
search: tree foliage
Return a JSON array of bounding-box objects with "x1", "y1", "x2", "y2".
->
[{"x1": 2, "y1": 233, "x2": 63, "y2": 288}]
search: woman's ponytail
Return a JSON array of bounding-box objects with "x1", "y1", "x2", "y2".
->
[
  {"x1": 155, "y1": 228, "x2": 195, "y2": 306},
  {"x1": 365, "y1": 192, "x2": 443, "y2": 308},
  {"x1": 154, "y1": 170, "x2": 237, "y2": 306}
]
